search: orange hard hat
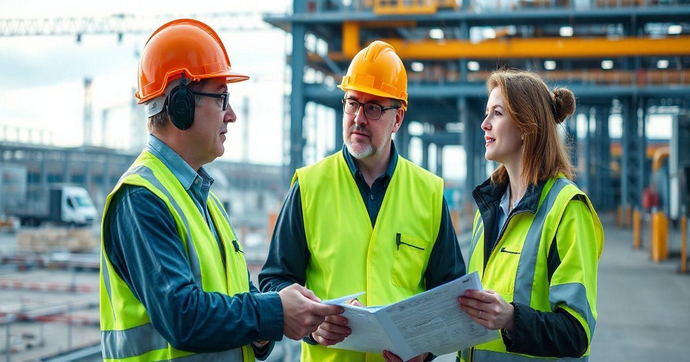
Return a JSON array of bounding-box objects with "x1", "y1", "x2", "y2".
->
[
  {"x1": 135, "y1": 18, "x2": 249, "y2": 104},
  {"x1": 338, "y1": 40, "x2": 408, "y2": 110}
]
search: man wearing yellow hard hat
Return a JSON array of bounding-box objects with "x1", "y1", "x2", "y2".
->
[
  {"x1": 99, "y1": 19, "x2": 343, "y2": 361},
  {"x1": 260, "y1": 40, "x2": 466, "y2": 362}
]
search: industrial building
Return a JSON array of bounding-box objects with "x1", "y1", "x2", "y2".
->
[{"x1": 267, "y1": 0, "x2": 690, "y2": 216}]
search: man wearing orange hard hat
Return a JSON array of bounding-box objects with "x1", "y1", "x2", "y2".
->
[
  {"x1": 260, "y1": 40, "x2": 466, "y2": 362},
  {"x1": 99, "y1": 19, "x2": 342, "y2": 361}
]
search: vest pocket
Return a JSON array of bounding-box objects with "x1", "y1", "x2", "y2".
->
[{"x1": 392, "y1": 233, "x2": 429, "y2": 291}]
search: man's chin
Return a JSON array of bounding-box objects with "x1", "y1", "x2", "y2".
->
[{"x1": 346, "y1": 143, "x2": 374, "y2": 159}]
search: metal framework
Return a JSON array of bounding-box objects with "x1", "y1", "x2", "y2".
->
[{"x1": 269, "y1": 0, "x2": 690, "y2": 210}]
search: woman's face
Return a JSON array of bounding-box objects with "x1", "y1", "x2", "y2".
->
[{"x1": 481, "y1": 87, "x2": 524, "y2": 166}]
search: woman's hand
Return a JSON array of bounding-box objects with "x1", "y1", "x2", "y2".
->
[{"x1": 458, "y1": 290, "x2": 515, "y2": 331}]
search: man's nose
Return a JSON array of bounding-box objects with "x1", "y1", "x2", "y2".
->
[
  {"x1": 354, "y1": 105, "x2": 368, "y2": 125},
  {"x1": 225, "y1": 104, "x2": 237, "y2": 123}
]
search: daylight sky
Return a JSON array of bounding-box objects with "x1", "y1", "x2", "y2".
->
[{"x1": 0, "y1": 0, "x2": 292, "y2": 165}]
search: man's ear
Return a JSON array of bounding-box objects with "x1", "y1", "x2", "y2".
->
[{"x1": 391, "y1": 108, "x2": 405, "y2": 134}]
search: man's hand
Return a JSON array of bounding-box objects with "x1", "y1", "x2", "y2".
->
[
  {"x1": 279, "y1": 284, "x2": 344, "y2": 340},
  {"x1": 383, "y1": 350, "x2": 428, "y2": 362}
]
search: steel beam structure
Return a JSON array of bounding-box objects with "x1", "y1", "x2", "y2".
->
[
  {"x1": 621, "y1": 97, "x2": 643, "y2": 209},
  {"x1": 584, "y1": 108, "x2": 593, "y2": 196},
  {"x1": 289, "y1": 11, "x2": 307, "y2": 177},
  {"x1": 596, "y1": 106, "x2": 612, "y2": 211},
  {"x1": 304, "y1": 83, "x2": 690, "y2": 103}
]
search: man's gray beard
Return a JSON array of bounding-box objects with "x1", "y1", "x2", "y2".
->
[{"x1": 345, "y1": 140, "x2": 374, "y2": 159}]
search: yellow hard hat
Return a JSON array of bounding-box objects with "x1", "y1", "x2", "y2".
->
[{"x1": 338, "y1": 40, "x2": 408, "y2": 110}]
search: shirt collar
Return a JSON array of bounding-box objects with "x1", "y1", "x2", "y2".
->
[
  {"x1": 341, "y1": 141, "x2": 399, "y2": 180},
  {"x1": 499, "y1": 186, "x2": 521, "y2": 216},
  {"x1": 472, "y1": 177, "x2": 547, "y2": 216},
  {"x1": 145, "y1": 134, "x2": 200, "y2": 191}
]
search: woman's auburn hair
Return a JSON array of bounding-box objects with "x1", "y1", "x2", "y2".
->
[{"x1": 486, "y1": 69, "x2": 576, "y2": 186}]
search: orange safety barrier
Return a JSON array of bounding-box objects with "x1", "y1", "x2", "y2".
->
[
  {"x1": 651, "y1": 209, "x2": 669, "y2": 263},
  {"x1": 451, "y1": 210, "x2": 462, "y2": 234},
  {"x1": 633, "y1": 209, "x2": 642, "y2": 250}
]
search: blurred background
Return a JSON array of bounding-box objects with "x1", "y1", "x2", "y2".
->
[{"x1": 0, "y1": 0, "x2": 688, "y2": 360}]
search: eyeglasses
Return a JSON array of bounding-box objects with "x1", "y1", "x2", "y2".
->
[
  {"x1": 342, "y1": 98, "x2": 400, "y2": 120},
  {"x1": 192, "y1": 91, "x2": 230, "y2": 111}
]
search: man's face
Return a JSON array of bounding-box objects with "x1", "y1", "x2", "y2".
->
[
  {"x1": 342, "y1": 90, "x2": 403, "y2": 160},
  {"x1": 187, "y1": 78, "x2": 234, "y2": 165}
]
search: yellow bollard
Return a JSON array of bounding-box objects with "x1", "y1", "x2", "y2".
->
[
  {"x1": 681, "y1": 214, "x2": 687, "y2": 274},
  {"x1": 633, "y1": 209, "x2": 641, "y2": 250},
  {"x1": 651, "y1": 209, "x2": 669, "y2": 263}
]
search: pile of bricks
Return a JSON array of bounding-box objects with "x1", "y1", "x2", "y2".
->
[{"x1": 16, "y1": 228, "x2": 97, "y2": 253}]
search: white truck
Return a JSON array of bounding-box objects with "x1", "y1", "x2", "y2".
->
[{"x1": 14, "y1": 185, "x2": 98, "y2": 227}]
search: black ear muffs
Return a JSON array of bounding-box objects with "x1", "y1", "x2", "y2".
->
[{"x1": 167, "y1": 76, "x2": 195, "y2": 130}]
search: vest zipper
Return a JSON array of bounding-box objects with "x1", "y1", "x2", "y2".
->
[
  {"x1": 474, "y1": 210, "x2": 529, "y2": 361},
  {"x1": 396, "y1": 233, "x2": 425, "y2": 251}
]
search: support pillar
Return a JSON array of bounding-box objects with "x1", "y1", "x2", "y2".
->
[{"x1": 288, "y1": 1, "x2": 308, "y2": 181}]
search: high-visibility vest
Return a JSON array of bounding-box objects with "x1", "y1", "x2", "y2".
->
[
  {"x1": 295, "y1": 152, "x2": 444, "y2": 362},
  {"x1": 460, "y1": 177, "x2": 603, "y2": 362},
  {"x1": 99, "y1": 150, "x2": 254, "y2": 361}
]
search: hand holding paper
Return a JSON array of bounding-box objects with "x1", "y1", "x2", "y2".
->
[{"x1": 322, "y1": 272, "x2": 499, "y2": 361}]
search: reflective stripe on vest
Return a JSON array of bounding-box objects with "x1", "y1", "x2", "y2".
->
[
  {"x1": 100, "y1": 150, "x2": 252, "y2": 362},
  {"x1": 295, "y1": 152, "x2": 443, "y2": 362},
  {"x1": 468, "y1": 177, "x2": 598, "y2": 361},
  {"x1": 123, "y1": 164, "x2": 203, "y2": 287},
  {"x1": 473, "y1": 350, "x2": 588, "y2": 362}
]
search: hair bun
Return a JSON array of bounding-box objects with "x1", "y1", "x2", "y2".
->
[{"x1": 552, "y1": 88, "x2": 575, "y2": 124}]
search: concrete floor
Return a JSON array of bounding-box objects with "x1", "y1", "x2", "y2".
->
[{"x1": 589, "y1": 217, "x2": 690, "y2": 361}]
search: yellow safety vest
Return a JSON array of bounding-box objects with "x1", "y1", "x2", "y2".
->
[
  {"x1": 99, "y1": 150, "x2": 254, "y2": 361},
  {"x1": 460, "y1": 177, "x2": 603, "y2": 362},
  {"x1": 295, "y1": 152, "x2": 444, "y2": 362}
]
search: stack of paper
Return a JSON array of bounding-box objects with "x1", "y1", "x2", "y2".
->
[{"x1": 323, "y1": 272, "x2": 499, "y2": 361}]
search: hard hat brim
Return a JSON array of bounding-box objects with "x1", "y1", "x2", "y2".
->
[{"x1": 137, "y1": 69, "x2": 249, "y2": 104}]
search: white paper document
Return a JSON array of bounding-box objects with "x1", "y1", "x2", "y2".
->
[{"x1": 322, "y1": 272, "x2": 499, "y2": 361}]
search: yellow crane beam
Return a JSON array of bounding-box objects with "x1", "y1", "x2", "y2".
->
[
  {"x1": 341, "y1": 22, "x2": 690, "y2": 59},
  {"x1": 383, "y1": 37, "x2": 690, "y2": 59}
]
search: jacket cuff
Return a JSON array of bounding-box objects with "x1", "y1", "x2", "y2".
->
[
  {"x1": 252, "y1": 340, "x2": 275, "y2": 361},
  {"x1": 501, "y1": 302, "x2": 524, "y2": 351},
  {"x1": 254, "y1": 291, "x2": 284, "y2": 342},
  {"x1": 303, "y1": 333, "x2": 319, "y2": 345}
]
